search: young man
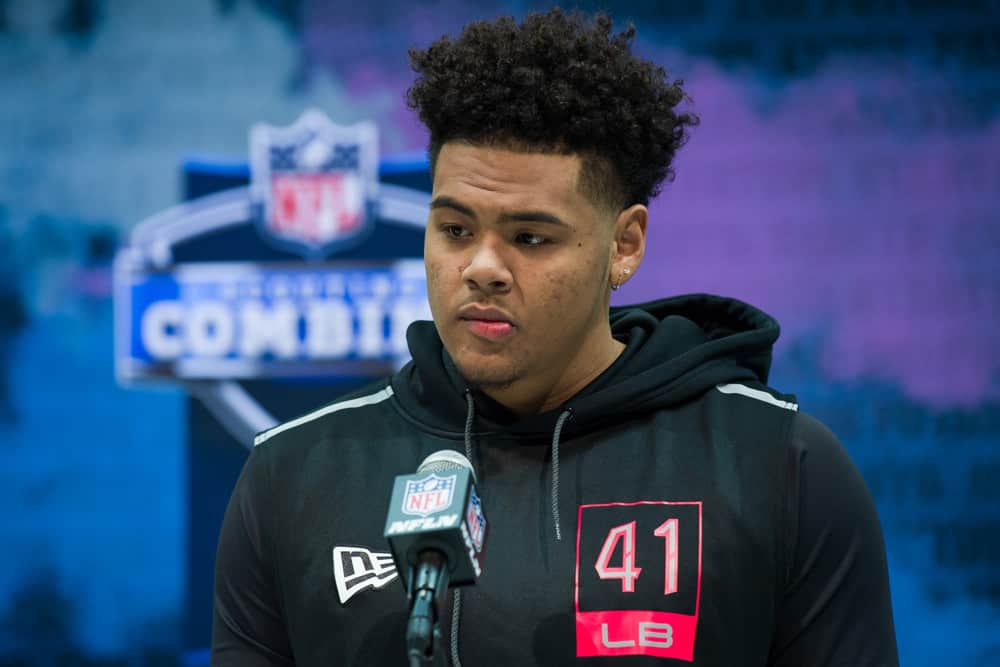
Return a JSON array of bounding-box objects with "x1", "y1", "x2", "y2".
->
[{"x1": 212, "y1": 10, "x2": 899, "y2": 666}]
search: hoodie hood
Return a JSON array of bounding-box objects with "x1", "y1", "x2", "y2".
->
[{"x1": 391, "y1": 293, "x2": 780, "y2": 443}]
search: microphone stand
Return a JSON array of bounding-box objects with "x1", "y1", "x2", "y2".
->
[{"x1": 406, "y1": 550, "x2": 450, "y2": 666}]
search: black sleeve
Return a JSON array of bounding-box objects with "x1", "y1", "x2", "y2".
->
[
  {"x1": 211, "y1": 443, "x2": 295, "y2": 666},
  {"x1": 769, "y1": 411, "x2": 899, "y2": 667}
]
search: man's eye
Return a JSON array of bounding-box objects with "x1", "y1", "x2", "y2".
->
[
  {"x1": 441, "y1": 224, "x2": 470, "y2": 238},
  {"x1": 516, "y1": 233, "x2": 549, "y2": 246}
]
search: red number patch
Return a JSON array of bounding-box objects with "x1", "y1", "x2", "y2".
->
[{"x1": 575, "y1": 501, "x2": 702, "y2": 661}]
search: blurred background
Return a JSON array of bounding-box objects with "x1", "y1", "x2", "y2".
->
[{"x1": 1, "y1": 0, "x2": 998, "y2": 664}]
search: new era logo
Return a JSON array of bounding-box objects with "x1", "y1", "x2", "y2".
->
[{"x1": 332, "y1": 546, "x2": 398, "y2": 605}]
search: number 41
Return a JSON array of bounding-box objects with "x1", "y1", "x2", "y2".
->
[{"x1": 594, "y1": 519, "x2": 679, "y2": 595}]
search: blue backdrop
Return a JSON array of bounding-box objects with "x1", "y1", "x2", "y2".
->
[{"x1": 1, "y1": 1, "x2": 998, "y2": 664}]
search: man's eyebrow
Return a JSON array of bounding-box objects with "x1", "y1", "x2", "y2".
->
[
  {"x1": 430, "y1": 196, "x2": 476, "y2": 218},
  {"x1": 430, "y1": 196, "x2": 571, "y2": 228},
  {"x1": 497, "y1": 210, "x2": 570, "y2": 228}
]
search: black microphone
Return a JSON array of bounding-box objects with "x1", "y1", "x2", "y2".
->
[{"x1": 383, "y1": 450, "x2": 488, "y2": 665}]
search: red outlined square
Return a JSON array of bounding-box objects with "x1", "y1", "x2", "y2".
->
[{"x1": 574, "y1": 501, "x2": 703, "y2": 661}]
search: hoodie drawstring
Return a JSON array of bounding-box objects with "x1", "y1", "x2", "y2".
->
[
  {"x1": 550, "y1": 408, "x2": 574, "y2": 542},
  {"x1": 463, "y1": 389, "x2": 475, "y2": 465},
  {"x1": 450, "y1": 590, "x2": 463, "y2": 667}
]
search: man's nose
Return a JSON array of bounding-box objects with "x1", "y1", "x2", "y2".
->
[{"x1": 462, "y1": 238, "x2": 512, "y2": 294}]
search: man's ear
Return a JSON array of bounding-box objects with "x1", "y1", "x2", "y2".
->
[{"x1": 608, "y1": 204, "x2": 647, "y2": 291}]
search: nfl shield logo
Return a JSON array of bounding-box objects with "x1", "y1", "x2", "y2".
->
[
  {"x1": 402, "y1": 473, "x2": 456, "y2": 518},
  {"x1": 466, "y1": 487, "x2": 487, "y2": 552},
  {"x1": 250, "y1": 109, "x2": 378, "y2": 257}
]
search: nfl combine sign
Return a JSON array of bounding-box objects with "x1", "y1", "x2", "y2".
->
[{"x1": 114, "y1": 109, "x2": 432, "y2": 383}]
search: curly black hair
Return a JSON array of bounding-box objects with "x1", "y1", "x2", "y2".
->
[{"x1": 406, "y1": 8, "x2": 698, "y2": 210}]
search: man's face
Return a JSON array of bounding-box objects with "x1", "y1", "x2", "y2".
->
[{"x1": 424, "y1": 142, "x2": 616, "y2": 396}]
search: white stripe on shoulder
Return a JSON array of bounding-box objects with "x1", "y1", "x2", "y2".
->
[
  {"x1": 254, "y1": 386, "x2": 395, "y2": 447},
  {"x1": 715, "y1": 383, "x2": 799, "y2": 411}
]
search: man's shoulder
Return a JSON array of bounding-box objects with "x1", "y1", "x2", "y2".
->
[
  {"x1": 252, "y1": 378, "x2": 400, "y2": 450},
  {"x1": 708, "y1": 381, "x2": 848, "y2": 453},
  {"x1": 699, "y1": 381, "x2": 806, "y2": 456}
]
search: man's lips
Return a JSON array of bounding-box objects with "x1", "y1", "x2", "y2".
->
[
  {"x1": 465, "y1": 320, "x2": 514, "y2": 339},
  {"x1": 458, "y1": 306, "x2": 516, "y2": 340},
  {"x1": 458, "y1": 305, "x2": 514, "y2": 322}
]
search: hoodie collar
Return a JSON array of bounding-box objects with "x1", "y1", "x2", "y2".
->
[{"x1": 391, "y1": 293, "x2": 780, "y2": 442}]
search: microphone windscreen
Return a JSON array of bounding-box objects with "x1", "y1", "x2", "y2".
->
[{"x1": 417, "y1": 449, "x2": 476, "y2": 481}]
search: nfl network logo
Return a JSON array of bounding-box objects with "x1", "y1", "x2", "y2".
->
[
  {"x1": 250, "y1": 108, "x2": 378, "y2": 258},
  {"x1": 402, "y1": 474, "x2": 456, "y2": 518}
]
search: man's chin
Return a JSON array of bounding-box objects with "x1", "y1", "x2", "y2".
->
[{"x1": 452, "y1": 357, "x2": 522, "y2": 391}]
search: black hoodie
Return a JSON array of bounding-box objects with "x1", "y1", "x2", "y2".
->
[{"x1": 212, "y1": 294, "x2": 899, "y2": 666}]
